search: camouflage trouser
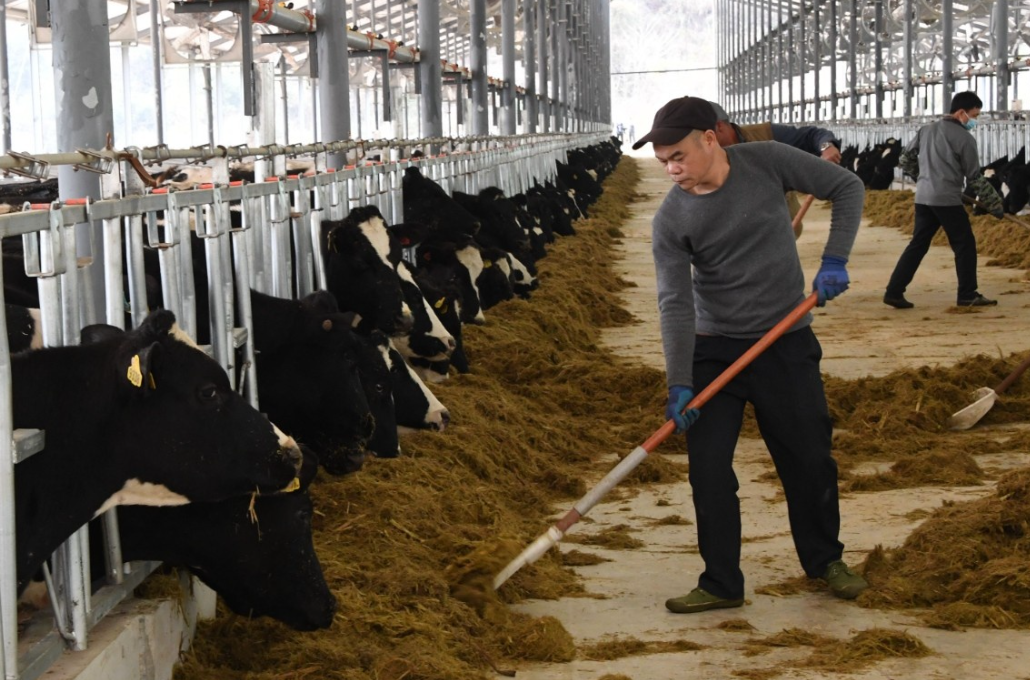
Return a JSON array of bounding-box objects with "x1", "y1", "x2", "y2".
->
[{"x1": 787, "y1": 191, "x2": 804, "y2": 239}]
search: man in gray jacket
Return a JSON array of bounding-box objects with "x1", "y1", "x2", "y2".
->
[
  {"x1": 632, "y1": 96, "x2": 868, "y2": 613},
  {"x1": 885, "y1": 91, "x2": 1004, "y2": 308}
]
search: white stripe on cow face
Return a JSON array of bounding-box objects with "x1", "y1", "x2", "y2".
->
[
  {"x1": 357, "y1": 215, "x2": 393, "y2": 268},
  {"x1": 376, "y1": 343, "x2": 404, "y2": 455},
  {"x1": 94, "y1": 479, "x2": 191, "y2": 517},
  {"x1": 508, "y1": 254, "x2": 537, "y2": 287},
  {"x1": 455, "y1": 245, "x2": 486, "y2": 323},
  {"x1": 390, "y1": 341, "x2": 449, "y2": 434},
  {"x1": 28, "y1": 308, "x2": 44, "y2": 350},
  {"x1": 395, "y1": 263, "x2": 455, "y2": 360}
]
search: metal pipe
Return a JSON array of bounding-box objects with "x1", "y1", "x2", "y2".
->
[
  {"x1": 525, "y1": 0, "x2": 537, "y2": 133},
  {"x1": 904, "y1": 0, "x2": 913, "y2": 116},
  {"x1": 813, "y1": 0, "x2": 820, "y2": 119},
  {"x1": 849, "y1": 0, "x2": 858, "y2": 118},
  {"x1": 418, "y1": 0, "x2": 442, "y2": 140},
  {"x1": 0, "y1": 0, "x2": 11, "y2": 154},
  {"x1": 538, "y1": 0, "x2": 549, "y2": 132},
  {"x1": 317, "y1": 0, "x2": 350, "y2": 168},
  {"x1": 500, "y1": 0, "x2": 515, "y2": 134},
  {"x1": 874, "y1": 0, "x2": 883, "y2": 118},
  {"x1": 470, "y1": 0, "x2": 489, "y2": 134},
  {"x1": 995, "y1": 0, "x2": 1009, "y2": 111},
  {"x1": 151, "y1": 0, "x2": 165, "y2": 144},
  {"x1": 550, "y1": 0, "x2": 559, "y2": 130},
  {"x1": 829, "y1": 0, "x2": 838, "y2": 120},
  {"x1": 204, "y1": 62, "x2": 215, "y2": 147},
  {"x1": 52, "y1": 0, "x2": 113, "y2": 332},
  {"x1": 943, "y1": 0, "x2": 953, "y2": 111}
]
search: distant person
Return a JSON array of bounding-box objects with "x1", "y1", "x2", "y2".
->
[
  {"x1": 632, "y1": 96, "x2": 868, "y2": 614},
  {"x1": 884, "y1": 91, "x2": 1005, "y2": 309},
  {"x1": 708, "y1": 101, "x2": 843, "y2": 238},
  {"x1": 615, "y1": 122, "x2": 625, "y2": 142},
  {"x1": 628, "y1": 125, "x2": 636, "y2": 143}
]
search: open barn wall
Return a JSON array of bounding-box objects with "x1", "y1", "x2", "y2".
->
[{"x1": 716, "y1": 0, "x2": 1030, "y2": 125}]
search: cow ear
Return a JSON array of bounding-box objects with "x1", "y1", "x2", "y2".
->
[
  {"x1": 300, "y1": 290, "x2": 339, "y2": 314},
  {"x1": 125, "y1": 341, "x2": 162, "y2": 394},
  {"x1": 80, "y1": 323, "x2": 124, "y2": 346},
  {"x1": 137, "y1": 309, "x2": 176, "y2": 342}
]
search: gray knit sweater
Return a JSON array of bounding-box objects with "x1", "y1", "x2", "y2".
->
[{"x1": 651, "y1": 141, "x2": 864, "y2": 387}]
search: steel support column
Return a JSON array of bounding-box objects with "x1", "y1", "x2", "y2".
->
[
  {"x1": 558, "y1": 12, "x2": 568, "y2": 133},
  {"x1": 903, "y1": 0, "x2": 913, "y2": 116},
  {"x1": 538, "y1": 0, "x2": 549, "y2": 132},
  {"x1": 848, "y1": 0, "x2": 858, "y2": 118},
  {"x1": 525, "y1": 0, "x2": 537, "y2": 133},
  {"x1": 550, "y1": 0, "x2": 559, "y2": 131},
  {"x1": 874, "y1": 0, "x2": 884, "y2": 118},
  {"x1": 500, "y1": 0, "x2": 516, "y2": 134},
  {"x1": 150, "y1": 0, "x2": 164, "y2": 144},
  {"x1": 943, "y1": 0, "x2": 953, "y2": 112},
  {"x1": 52, "y1": 0, "x2": 114, "y2": 314},
  {"x1": 470, "y1": 0, "x2": 489, "y2": 134},
  {"x1": 317, "y1": 0, "x2": 350, "y2": 167},
  {"x1": 994, "y1": 0, "x2": 1009, "y2": 111},
  {"x1": 829, "y1": 0, "x2": 838, "y2": 119},
  {"x1": 813, "y1": 0, "x2": 820, "y2": 119},
  {"x1": 0, "y1": 1, "x2": 11, "y2": 154}
]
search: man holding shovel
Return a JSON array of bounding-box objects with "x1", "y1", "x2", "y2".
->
[{"x1": 633, "y1": 96, "x2": 868, "y2": 613}]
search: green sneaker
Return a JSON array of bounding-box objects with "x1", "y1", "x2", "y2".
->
[
  {"x1": 822, "y1": 560, "x2": 869, "y2": 599},
  {"x1": 665, "y1": 587, "x2": 744, "y2": 614}
]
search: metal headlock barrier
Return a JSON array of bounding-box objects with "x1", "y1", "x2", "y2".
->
[
  {"x1": 0, "y1": 128, "x2": 609, "y2": 680},
  {"x1": 825, "y1": 118, "x2": 1030, "y2": 170}
]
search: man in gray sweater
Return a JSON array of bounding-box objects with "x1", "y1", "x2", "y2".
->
[
  {"x1": 885, "y1": 91, "x2": 1005, "y2": 309},
  {"x1": 632, "y1": 96, "x2": 868, "y2": 613}
]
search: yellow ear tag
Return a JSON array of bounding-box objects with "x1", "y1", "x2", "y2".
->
[
  {"x1": 434, "y1": 297, "x2": 445, "y2": 309},
  {"x1": 282, "y1": 477, "x2": 301, "y2": 493},
  {"x1": 148, "y1": 373, "x2": 157, "y2": 390},
  {"x1": 483, "y1": 259, "x2": 493, "y2": 268},
  {"x1": 127, "y1": 355, "x2": 144, "y2": 388}
]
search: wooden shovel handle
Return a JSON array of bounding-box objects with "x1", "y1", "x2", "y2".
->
[
  {"x1": 792, "y1": 194, "x2": 815, "y2": 230},
  {"x1": 995, "y1": 353, "x2": 1030, "y2": 395}
]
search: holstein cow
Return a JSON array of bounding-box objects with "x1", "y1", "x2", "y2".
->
[
  {"x1": 351, "y1": 330, "x2": 401, "y2": 457},
  {"x1": 388, "y1": 341, "x2": 450, "y2": 433},
  {"x1": 11, "y1": 309, "x2": 302, "y2": 594},
  {"x1": 98, "y1": 445, "x2": 336, "y2": 630},
  {"x1": 321, "y1": 206, "x2": 415, "y2": 336},
  {"x1": 5, "y1": 303, "x2": 44, "y2": 353},
  {"x1": 250, "y1": 290, "x2": 374, "y2": 475}
]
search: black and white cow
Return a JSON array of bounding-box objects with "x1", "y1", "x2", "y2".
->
[
  {"x1": 388, "y1": 342, "x2": 449, "y2": 432},
  {"x1": 102, "y1": 445, "x2": 336, "y2": 631},
  {"x1": 351, "y1": 330, "x2": 401, "y2": 457},
  {"x1": 11, "y1": 309, "x2": 302, "y2": 594},
  {"x1": 321, "y1": 206, "x2": 415, "y2": 336},
  {"x1": 250, "y1": 290, "x2": 374, "y2": 476},
  {"x1": 5, "y1": 303, "x2": 44, "y2": 353}
]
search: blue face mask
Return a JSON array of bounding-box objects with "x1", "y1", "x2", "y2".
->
[{"x1": 963, "y1": 117, "x2": 978, "y2": 131}]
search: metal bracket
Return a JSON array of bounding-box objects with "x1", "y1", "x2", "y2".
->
[
  {"x1": 260, "y1": 32, "x2": 319, "y2": 78},
  {"x1": 4, "y1": 151, "x2": 51, "y2": 180},
  {"x1": 177, "y1": 0, "x2": 254, "y2": 115},
  {"x1": 72, "y1": 148, "x2": 115, "y2": 174},
  {"x1": 21, "y1": 201, "x2": 67, "y2": 278},
  {"x1": 348, "y1": 49, "x2": 393, "y2": 122},
  {"x1": 145, "y1": 143, "x2": 173, "y2": 165}
]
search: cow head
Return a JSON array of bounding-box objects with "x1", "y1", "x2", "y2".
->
[
  {"x1": 112, "y1": 445, "x2": 336, "y2": 630},
  {"x1": 80, "y1": 310, "x2": 303, "y2": 504},
  {"x1": 321, "y1": 207, "x2": 414, "y2": 336},
  {"x1": 353, "y1": 330, "x2": 401, "y2": 458},
  {"x1": 389, "y1": 342, "x2": 450, "y2": 433}
]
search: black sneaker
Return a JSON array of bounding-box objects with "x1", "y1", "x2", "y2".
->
[
  {"x1": 883, "y1": 293, "x2": 914, "y2": 309},
  {"x1": 957, "y1": 293, "x2": 997, "y2": 307}
]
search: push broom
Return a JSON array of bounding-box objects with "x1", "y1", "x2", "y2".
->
[{"x1": 493, "y1": 291, "x2": 820, "y2": 589}]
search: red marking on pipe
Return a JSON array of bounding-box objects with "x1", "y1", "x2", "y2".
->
[
  {"x1": 345, "y1": 164, "x2": 356, "y2": 170},
  {"x1": 64, "y1": 198, "x2": 89, "y2": 205},
  {"x1": 386, "y1": 40, "x2": 398, "y2": 60},
  {"x1": 152, "y1": 187, "x2": 169, "y2": 194},
  {"x1": 365, "y1": 32, "x2": 376, "y2": 50},
  {"x1": 300, "y1": 8, "x2": 314, "y2": 31},
  {"x1": 287, "y1": 174, "x2": 300, "y2": 179},
  {"x1": 28, "y1": 203, "x2": 51, "y2": 211},
  {"x1": 229, "y1": 180, "x2": 244, "y2": 186},
  {"x1": 264, "y1": 177, "x2": 281, "y2": 182},
  {"x1": 252, "y1": 0, "x2": 274, "y2": 23}
]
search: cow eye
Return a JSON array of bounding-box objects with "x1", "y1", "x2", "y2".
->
[
  {"x1": 375, "y1": 382, "x2": 387, "y2": 395},
  {"x1": 198, "y1": 384, "x2": 218, "y2": 402}
]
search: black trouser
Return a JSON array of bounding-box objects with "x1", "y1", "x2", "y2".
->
[
  {"x1": 886, "y1": 203, "x2": 979, "y2": 302},
  {"x1": 684, "y1": 327, "x2": 844, "y2": 599}
]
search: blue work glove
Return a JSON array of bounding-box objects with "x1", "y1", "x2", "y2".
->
[
  {"x1": 666, "y1": 385, "x2": 701, "y2": 433},
  {"x1": 812, "y1": 255, "x2": 850, "y2": 307}
]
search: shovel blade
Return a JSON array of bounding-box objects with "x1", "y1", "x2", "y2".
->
[{"x1": 947, "y1": 387, "x2": 998, "y2": 431}]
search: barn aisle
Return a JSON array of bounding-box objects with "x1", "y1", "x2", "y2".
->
[{"x1": 512, "y1": 155, "x2": 1030, "y2": 680}]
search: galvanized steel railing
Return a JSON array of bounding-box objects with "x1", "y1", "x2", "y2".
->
[{"x1": 0, "y1": 129, "x2": 608, "y2": 680}]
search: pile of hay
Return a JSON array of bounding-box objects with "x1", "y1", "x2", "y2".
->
[
  {"x1": 862, "y1": 189, "x2": 1030, "y2": 273},
  {"x1": 821, "y1": 351, "x2": 1030, "y2": 490},
  {"x1": 859, "y1": 467, "x2": 1030, "y2": 629},
  {"x1": 171, "y1": 158, "x2": 689, "y2": 680}
]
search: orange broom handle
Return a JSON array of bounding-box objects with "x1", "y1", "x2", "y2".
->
[
  {"x1": 793, "y1": 195, "x2": 816, "y2": 230},
  {"x1": 640, "y1": 291, "x2": 819, "y2": 453}
]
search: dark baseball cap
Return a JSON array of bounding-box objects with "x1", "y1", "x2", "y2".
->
[
  {"x1": 632, "y1": 96, "x2": 718, "y2": 150},
  {"x1": 708, "y1": 101, "x2": 731, "y2": 122}
]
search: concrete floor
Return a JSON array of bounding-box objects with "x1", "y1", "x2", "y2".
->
[{"x1": 510, "y1": 154, "x2": 1030, "y2": 680}]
